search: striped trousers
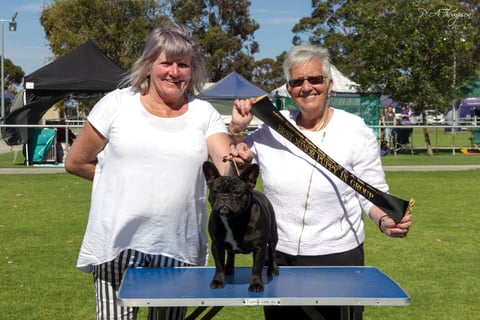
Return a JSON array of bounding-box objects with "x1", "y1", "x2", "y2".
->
[{"x1": 92, "y1": 249, "x2": 191, "y2": 320}]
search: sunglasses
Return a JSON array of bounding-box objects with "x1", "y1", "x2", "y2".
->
[{"x1": 288, "y1": 75, "x2": 326, "y2": 88}]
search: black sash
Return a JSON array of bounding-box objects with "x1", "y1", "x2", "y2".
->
[{"x1": 250, "y1": 96, "x2": 414, "y2": 223}]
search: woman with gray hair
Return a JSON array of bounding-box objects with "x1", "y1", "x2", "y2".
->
[
  {"x1": 229, "y1": 45, "x2": 412, "y2": 320},
  {"x1": 65, "y1": 24, "x2": 235, "y2": 320}
]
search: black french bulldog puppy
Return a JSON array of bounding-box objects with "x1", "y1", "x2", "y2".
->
[{"x1": 203, "y1": 161, "x2": 279, "y2": 292}]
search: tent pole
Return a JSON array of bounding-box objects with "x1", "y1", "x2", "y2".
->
[{"x1": 25, "y1": 141, "x2": 29, "y2": 167}]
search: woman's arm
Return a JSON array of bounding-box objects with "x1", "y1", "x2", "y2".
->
[
  {"x1": 64, "y1": 122, "x2": 107, "y2": 181},
  {"x1": 206, "y1": 132, "x2": 236, "y2": 176}
]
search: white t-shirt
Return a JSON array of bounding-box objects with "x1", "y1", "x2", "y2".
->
[
  {"x1": 245, "y1": 108, "x2": 388, "y2": 256},
  {"x1": 77, "y1": 88, "x2": 226, "y2": 272}
]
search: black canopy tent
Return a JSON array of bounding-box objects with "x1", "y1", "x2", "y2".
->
[{"x1": 2, "y1": 40, "x2": 125, "y2": 146}]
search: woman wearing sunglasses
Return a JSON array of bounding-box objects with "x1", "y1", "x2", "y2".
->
[{"x1": 228, "y1": 45, "x2": 412, "y2": 320}]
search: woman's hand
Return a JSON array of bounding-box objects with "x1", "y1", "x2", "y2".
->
[
  {"x1": 230, "y1": 98, "x2": 255, "y2": 134},
  {"x1": 222, "y1": 142, "x2": 255, "y2": 172},
  {"x1": 235, "y1": 143, "x2": 254, "y2": 163},
  {"x1": 379, "y1": 213, "x2": 412, "y2": 238}
]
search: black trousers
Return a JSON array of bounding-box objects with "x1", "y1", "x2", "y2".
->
[{"x1": 264, "y1": 245, "x2": 365, "y2": 320}]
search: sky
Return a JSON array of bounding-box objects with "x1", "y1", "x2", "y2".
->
[{"x1": 1, "y1": 0, "x2": 312, "y2": 76}]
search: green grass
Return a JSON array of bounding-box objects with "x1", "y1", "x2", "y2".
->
[
  {"x1": 380, "y1": 149, "x2": 480, "y2": 166},
  {"x1": 409, "y1": 127, "x2": 472, "y2": 148},
  {"x1": 1, "y1": 148, "x2": 480, "y2": 172},
  {"x1": 0, "y1": 174, "x2": 95, "y2": 318},
  {"x1": 1, "y1": 170, "x2": 479, "y2": 319},
  {"x1": 363, "y1": 171, "x2": 480, "y2": 320}
]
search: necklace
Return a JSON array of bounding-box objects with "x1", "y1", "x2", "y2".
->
[{"x1": 298, "y1": 107, "x2": 331, "y2": 131}]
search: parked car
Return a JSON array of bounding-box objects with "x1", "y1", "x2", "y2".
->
[
  {"x1": 409, "y1": 110, "x2": 445, "y2": 125},
  {"x1": 425, "y1": 110, "x2": 445, "y2": 125},
  {"x1": 409, "y1": 112, "x2": 422, "y2": 125}
]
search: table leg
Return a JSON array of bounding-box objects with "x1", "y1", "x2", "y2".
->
[
  {"x1": 186, "y1": 306, "x2": 223, "y2": 320},
  {"x1": 340, "y1": 306, "x2": 350, "y2": 320},
  {"x1": 301, "y1": 306, "x2": 326, "y2": 320},
  {"x1": 186, "y1": 307, "x2": 208, "y2": 320}
]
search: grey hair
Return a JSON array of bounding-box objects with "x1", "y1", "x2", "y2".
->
[
  {"x1": 283, "y1": 45, "x2": 333, "y2": 84},
  {"x1": 123, "y1": 24, "x2": 206, "y2": 95}
]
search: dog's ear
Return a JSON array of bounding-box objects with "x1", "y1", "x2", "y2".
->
[
  {"x1": 240, "y1": 164, "x2": 260, "y2": 189},
  {"x1": 202, "y1": 161, "x2": 220, "y2": 187}
]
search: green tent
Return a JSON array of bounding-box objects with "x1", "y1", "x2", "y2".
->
[{"x1": 277, "y1": 93, "x2": 381, "y2": 137}]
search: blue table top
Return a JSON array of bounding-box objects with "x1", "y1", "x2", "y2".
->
[{"x1": 118, "y1": 266, "x2": 410, "y2": 307}]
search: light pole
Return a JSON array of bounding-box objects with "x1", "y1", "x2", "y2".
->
[
  {"x1": 451, "y1": 54, "x2": 456, "y2": 155},
  {"x1": 1, "y1": 11, "x2": 18, "y2": 124}
]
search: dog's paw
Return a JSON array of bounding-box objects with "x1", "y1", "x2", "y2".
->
[
  {"x1": 248, "y1": 282, "x2": 264, "y2": 292},
  {"x1": 248, "y1": 276, "x2": 264, "y2": 292},
  {"x1": 210, "y1": 279, "x2": 225, "y2": 289}
]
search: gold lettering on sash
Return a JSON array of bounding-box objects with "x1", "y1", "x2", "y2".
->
[{"x1": 349, "y1": 180, "x2": 375, "y2": 200}]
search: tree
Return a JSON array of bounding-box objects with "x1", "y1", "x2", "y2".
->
[
  {"x1": 41, "y1": 0, "x2": 264, "y2": 85},
  {"x1": 40, "y1": 0, "x2": 172, "y2": 117},
  {"x1": 169, "y1": 0, "x2": 260, "y2": 82},
  {"x1": 293, "y1": 0, "x2": 479, "y2": 155},
  {"x1": 251, "y1": 52, "x2": 287, "y2": 92},
  {"x1": 3, "y1": 58, "x2": 24, "y2": 93},
  {"x1": 40, "y1": 0, "x2": 170, "y2": 70}
]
